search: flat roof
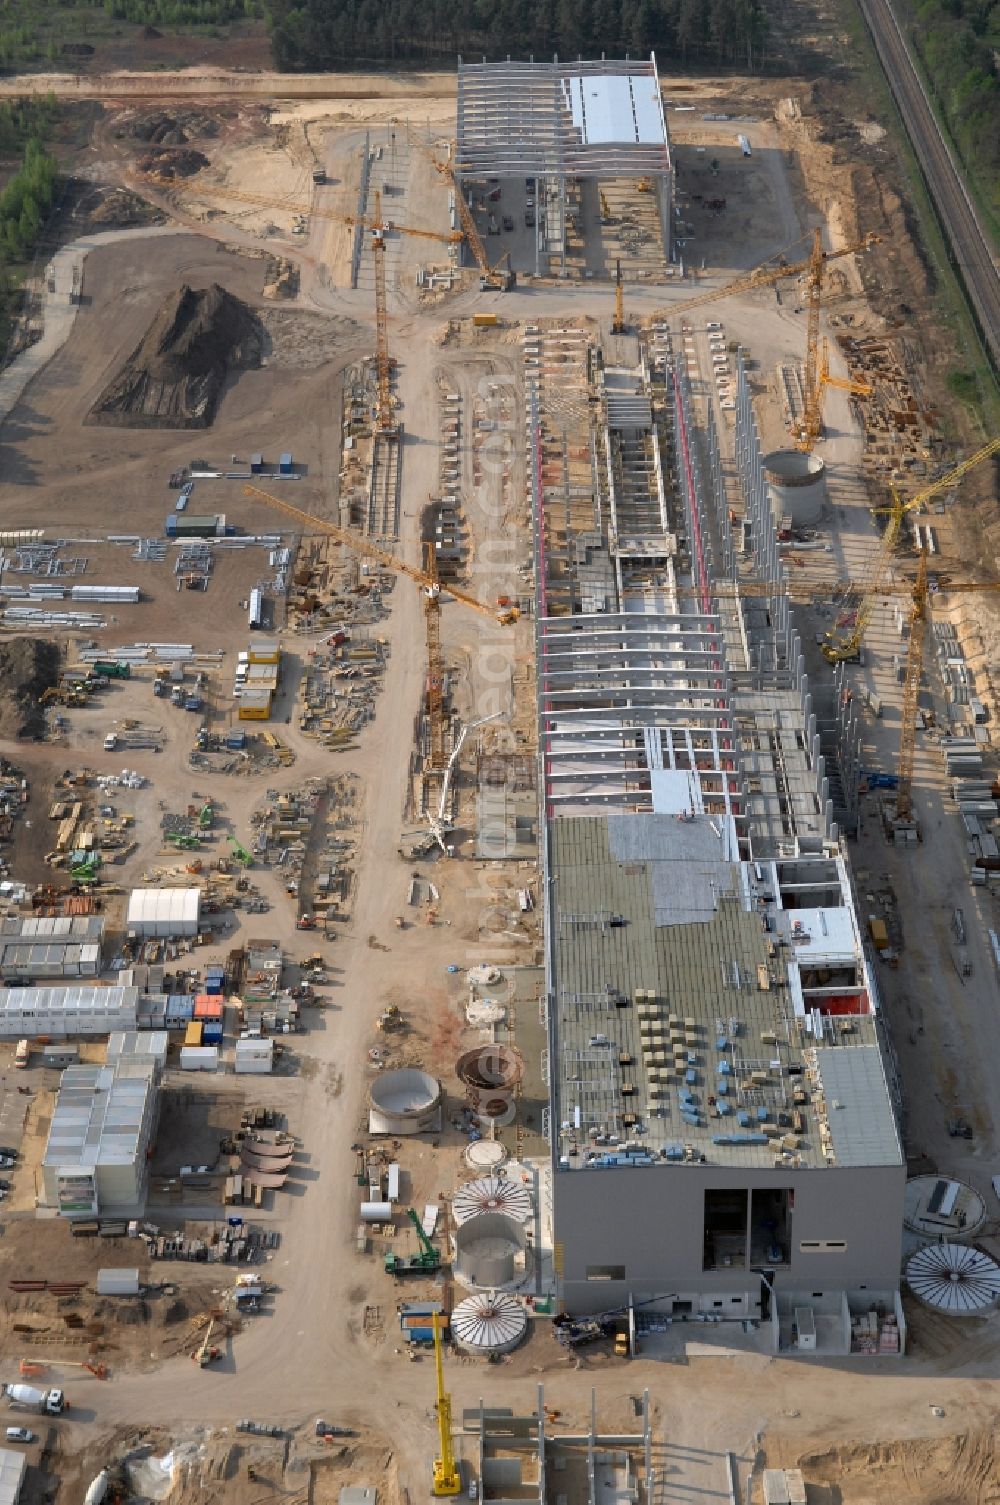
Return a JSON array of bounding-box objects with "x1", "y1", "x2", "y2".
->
[
  {"x1": 0, "y1": 985, "x2": 137, "y2": 1019},
  {"x1": 0, "y1": 1448, "x2": 26, "y2": 1505},
  {"x1": 43, "y1": 1061, "x2": 156, "y2": 1170},
  {"x1": 812, "y1": 1047, "x2": 902, "y2": 1167},
  {"x1": 456, "y1": 56, "x2": 670, "y2": 181},
  {"x1": 548, "y1": 815, "x2": 901, "y2": 1172},
  {"x1": 0, "y1": 916, "x2": 104, "y2": 941}
]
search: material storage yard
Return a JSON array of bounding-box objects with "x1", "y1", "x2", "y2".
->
[{"x1": 0, "y1": 41, "x2": 997, "y2": 1505}]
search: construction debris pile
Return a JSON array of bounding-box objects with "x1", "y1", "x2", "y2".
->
[
  {"x1": 0, "y1": 639, "x2": 62, "y2": 739},
  {"x1": 833, "y1": 334, "x2": 939, "y2": 476},
  {"x1": 249, "y1": 774, "x2": 360, "y2": 931},
  {"x1": 297, "y1": 635, "x2": 387, "y2": 747},
  {"x1": 144, "y1": 1219, "x2": 279, "y2": 1263},
  {"x1": 89, "y1": 284, "x2": 263, "y2": 430}
]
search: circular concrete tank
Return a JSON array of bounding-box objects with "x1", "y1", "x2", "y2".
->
[
  {"x1": 904, "y1": 1175, "x2": 986, "y2": 1239},
  {"x1": 453, "y1": 1174, "x2": 532, "y2": 1226},
  {"x1": 451, "y1": 1291, "x2": 528, "y2": 1354},
  {"x1": 763, "y1": 448, "x2": 826, "y2": 526},
  {"x1": 464, "y1": 1139, "x2": 508, "y2": 1172},
  {"x1": 456, "y1": 1044, "x2": 524, "y2": 1125},
  {"x1": 454, "y1": 1211, "x2": 529, "y2": 1288},
  {"x1": 367, "y1": 1068, "x2": 443, "y2": 1135}
]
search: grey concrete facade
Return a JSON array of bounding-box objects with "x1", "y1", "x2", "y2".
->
[{"x1": 553, "y1": 1161, "x2": 905, "y2": 1316}]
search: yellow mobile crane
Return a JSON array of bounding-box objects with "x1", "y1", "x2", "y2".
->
[
  {"x1": 431, "y1": 1311, "x2": 461, "y2": 1497},
  {"x1": 435, "y1": 158, "x2": 515, "y2": 290},
  {"x1": 822, "y1": 435, "x2": 1000, "y2": 662},
  {"x1": 611, "y1": 259, "x2": 626, "y2": 335},
  {"x1": 242, "y1": 485, "x2": 517, "y2": 770},
  {"x1": 651, "y1": 228, "x2": 881, "y2": 449}
]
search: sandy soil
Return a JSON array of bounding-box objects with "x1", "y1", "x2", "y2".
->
[{"x1": 0, "y1": 66, "x2": 995, "y2": 1505}]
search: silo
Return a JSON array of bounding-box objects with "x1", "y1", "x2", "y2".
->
[
  {"x1": 763, "y1": 449, "x2": 827, "y2": 526},
  {"x1": 453, "y1": 1211, "x2": 528, "y2": 1289},
  {"x1": 451, "y1": 1291, "x2": 528, "y2": 1355},
  {"x1": 368, "y1": 1068, "x2": 443, "y2": 1135},
  {"x1": 453, "y1": 1174, "x2": 532, "y2": 1226}
]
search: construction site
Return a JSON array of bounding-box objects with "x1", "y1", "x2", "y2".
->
[{"x1": 0, "y1": 40, "x2": 995, "y2": 1505}]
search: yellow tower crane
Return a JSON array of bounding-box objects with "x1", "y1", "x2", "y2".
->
[
  {"x1": 431, "y1": 1311, "x2": 461, "y2": 1497},
  {"x1": 650, "y1": 229, "x2": 881, "y2": 449},
  {"x1": 370, "y1": 189, "x2": 394, "y2": 434},
  {"x1": 887, "y1": 557, "x2": 1000, "y2": 828},
  {"x1": 822, "y1": 435, "x2": 1000, "y2": 662},
  {"x1": 611, "y1": 258, "x2": 626, "y2": 336},
  {"x1": 819, "y1": 337, "x2": 873, "y2": 403},
  {"x1": 242, "y1": 485, "x2": 518, "y2": 769}
]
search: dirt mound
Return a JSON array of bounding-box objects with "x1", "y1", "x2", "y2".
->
[
  {"x1": 0, "y1": 639, "x2": 62, "y2": 740},
  {"x1": 799, "y1": 1432, "x2": 1000, "y2": 1505},
  {"x1": 130, "y1": 110, "x2": 219, "y2": 146},
  {"x1": 88, "y1": 283, "x2": 263, "y2": 430},
  {"x1": 137, "y1": 146, "x2": 210, "y2": 179}
]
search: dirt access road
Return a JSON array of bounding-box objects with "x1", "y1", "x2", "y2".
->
[{"x1": 0, "y1": 69, "x2": 457, "y2": 102}]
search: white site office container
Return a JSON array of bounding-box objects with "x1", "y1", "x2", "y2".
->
[
  {"x1": 234, "y1": 1039, "x2": 274, "y2": 1074},
  {"x1": 179, "y1": 1045, "x2": 219, "y2": 1071},
  {"x1": 96, "y1": 1267, "x2": 141, "y2": 1296}
]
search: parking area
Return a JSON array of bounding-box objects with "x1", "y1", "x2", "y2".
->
[{"x1": 465, "y1": 173, "x2": 668, "y2": 279}]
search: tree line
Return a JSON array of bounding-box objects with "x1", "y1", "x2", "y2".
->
[
  {"x1": 903, "y1": 0, "x2": 1000, "y2": 221},
  {"x1": 103, "y1": 0, "x2": 262, "y2": 25},
  {"x1": 0, "y1": 138, "x2": 58, "y2": 264},
  {"x1": 267, "y1": 0, "x2": 768, "y2": 70}
]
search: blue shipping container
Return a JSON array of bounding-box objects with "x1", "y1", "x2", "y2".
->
[{"x1": 202, "y1": 1025, "x2": 224, "y2": 1045}]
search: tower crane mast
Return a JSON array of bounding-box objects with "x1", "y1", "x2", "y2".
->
[
  {"x1": 822, "y1": 436, "x2": 1000, "y2": 662},
  {"x1": 651, "y1": 229, "x2": 881, "y2": 448},
  {"x1": 371, "y1": 190, "x2": 394, "y2": 434},
  {"x1": 242, "y1": 484, "x2": 518, "y2": 773},
  {"x1": 431, "y1": 1311, "x2": 461, "y2": 1496}
]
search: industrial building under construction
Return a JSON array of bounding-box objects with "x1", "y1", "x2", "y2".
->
[{"x1": 531, "y1": 323, "x2": 906, "y2": 1355}]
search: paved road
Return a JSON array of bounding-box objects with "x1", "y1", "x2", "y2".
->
[{"x1": 857, "y1": 0, "x2": 1000, "y2": 370}]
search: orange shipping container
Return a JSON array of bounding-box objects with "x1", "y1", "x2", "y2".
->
[{"x1": 193, "y1": 995, "x2": 224, "y2": 1020}]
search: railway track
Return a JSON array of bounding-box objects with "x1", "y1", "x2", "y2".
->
[{"x1": 857, "y1": 0, "x2": 1000, "y2": 374}]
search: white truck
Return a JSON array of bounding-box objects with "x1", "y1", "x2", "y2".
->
[{"x1": 4, "y1": 1384, "x2": 65, "y2": 1415}]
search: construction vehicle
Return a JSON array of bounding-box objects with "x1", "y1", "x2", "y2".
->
[
  {"x1": 228, "y1": 835, "x2": 253, "y2": 868},
  {"x1": 91, "y1": 661, "x2": 131, "y2": 680},
  {"x1": 611, "y1": 259, "x2": 626, "y2": 336},
  {"x1": 652, "y1": 228, "x2": 881, "y2": 449},
  {"x1": 431, "y1": 1311, "x2": 461, "y2": 1497},
  {"x1": 3, "y1": 1384, "x2": 65, "y2": 1415},
  {"x1": 198, "y1": 802, "x2": 214, "y2": 829},
  {"x1": 822, "y1": 436, "x2": 1000, "y2": 663},
  {"x1": 166, "y1": 832, "x2": 200, "y2": 850},
  {"x1": 193, "y1": 1315, "x2": 223, "y2": 1367},
  {"x1": 435, "y1": 158, "x2": 515, "y2": 290},
  {"x1": 385, "y1": 1208, "x2": 441, "y2": 1276},
  {"x1": 243, "y1": 483, "x2": 517, "y2": 772}
]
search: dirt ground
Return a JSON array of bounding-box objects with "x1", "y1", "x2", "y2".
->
[{"x1": 0, "y1": 55, "x2": 995, "y2": 1505}]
